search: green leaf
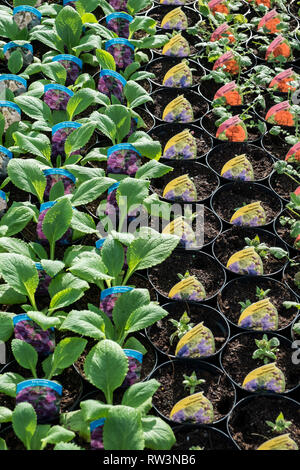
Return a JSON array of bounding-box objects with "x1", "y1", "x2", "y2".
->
[
  {"x1": 41, "y1": 62, "x2": 67, "y2": 84},
  {"x1": 142, "y1": 416, "x2": 175, "y2": 450},
  {"x1": 123, "y1": 337, "x2": 147, "y2": 356},
  {"x1": 0, "y1": 284, "x2": 27, "y2": 305},
  {"x1": 11, "y1": 339, "x2": 38, "y2": 375},
  {"x1": 30, "y1": 425, "x2": 51, "y2": 451},
  {"x1": 117, "y1": 177, "x2": 149, "y2": 217},
  {"x1": 70, "y1": 210, "x2": 97, "y2": 234},
  {"x1": 59, "y1": 409, "x2": 90, "y2": 442},
  {"x1": 0, "y1": 205, "x2": 36, "y2": 237},
  {"x1": 42, "y1": 198, "x2": 73, "y2": 245},
  {"x1": 124, "y1": 81, "x2": 152, "y2": 109},
  {"x1": 105, "y1": 105, "x2": 131, "y2": 143},
  {"x1": 84, "y1": 340, "x2": 128, "y2": 402},
  {"x1": 14, "y1": 95, "x2": 52, "y2": 124},
  {"x1": 7, "y1": 159, "x2": 46, "y2": 203},
  {"x1": 8, "y1": 49, "x2": 23, "y2": 74},
  {"x1": 136, "y1": 161, "x2": 172, "y2": 179},
  {"x1": 103, "y1": 406, "x2": 144, "y2": 450},
  {"x1": 40, "y1": 260, "x2": 65, "y2": 278},
  {"x1": 55, "y1": 6, "x2": 82, "y2": 52},
  {"x1": 126, "y1": 303, "x2": 168, "y2": 334},
  {"x1": 54, "y1": 442, "x2": 83, "y2": 450},
  {"x1": 71, "y1": 177, "x2": 115, "y2": 207},
  {"x1": 49, "y1": 181, "x2": 65, "y2": 201},
  {"x1": 121, "y1": 379, "x2": 160, "y2": 410},
  {"x1": 96, "y1": 49, "x2": 116, "y2": 71},
  {"x1": 41, "y1": 425, "x2": 75, "y2": 446},
  {"x1": 0, "y1": 438, "x2": 7, "y2": 450},
  {"x1": 13, "y1": 131, "x2": 51, "y2": 162},
  {"x1": 0, "y1": 406, "x2": 12, "y2": 423},
  {"x1": 0, "y1": 254, "x2": 39, "y2": 302},
  {"x1": 0, "y1": 312, "x2": 14, "y2": 341},
  {"x1": 26, "y1": 311, "x2": 61, "y2": 330},
  {"x1": 0, "y1": 237, "x2": 35, "y2": 258},
  {"x1": 101, "y1": 238, "x2": 124, "y2": 280},
  {"x1": 48, "y1": 272, "x2": 89, "y2": 298},
  {"x1": 49, "y1": 287, "x2": 84, "y2": 312},
  {"x1": 0, "y1": 372, "x2": 24, "y2": 397},
  {"x1": 60, "y1": 310, "x2": 105, "y2": 340},
  {"x1": 12, "y1": 403, "x2": 37, "y2": 451},
  {"x1": 45, "y1": 337, "x2": 87, "y2": 379},
  {"x1": 69, "y1": 254, "x2": 113, "y2": 284},
  {"x1": 64, "y1": 122, "x2": 96, "y2": 157},
  {"x1": 67, "y1": 89, "x2": 97, "y2": 121},
  {"x1": 112, "y1": 288, "x2": 150, "y2": 334}
]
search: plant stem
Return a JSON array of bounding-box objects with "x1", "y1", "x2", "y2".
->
[{"x1": 50, "y1": 242, "x2": 55, "y2": 261}]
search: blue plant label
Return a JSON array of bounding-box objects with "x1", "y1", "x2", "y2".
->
[
  {"x1": 13, "y1": 5, "x2": 42, "y2": 20},
  {"x1": 105, "y1": 38, "x2": 135, "y2": 51},
  {"x1": 106, "y1": 12, "x2": 133, "y2": 23},
  {"x1": 107, "y1": 143, "x2": 141, "y2": 158},
  {"x1": 0, "y1": 190, "x2": 6, "y2": 201},
  {"x1": 35, "y1": 262, "x2": 43, "y2": 271},
  {"x1": 100, "y1": 286, "x2": 133, "y2": 300},
  {"x1": 43, "y1": 168, "x2": 76, "y2": 183},
  {"x1": 3, "y1": 42, "x2": 33, "y2": 54},
  {"x1": 51, "y1": 121, "x2": 81, "y2": 135},
  {"x1": 0, "y1": 145, "x2": 13, "y2": 159},
  {"x1": 99, "y1": 69, "x2": 127, "y2": 87},
  {"x1": 90, "y1": 418, "x2": 106, "y2": 432},
  {"x1": 13, "y1": 313, "x2": 31, "y2": 325},
  {"x1": 63, "y1": 0, "x2": 78, "y2": 4},
  {"x1": 16, "y1": 379, "x2": 63, "y2": 396},
  {"x1": 44, "y1": 84, "x2": 74, "y2": 97},
  {"x1": 123, "y1": 349, "x2": 143, "y2": 363},
  {"x1": 107, "y1": 181, "x2": 120, "y2": 194},
  {"x1": 40, "y1": 201, "x2": 56, "y2": 212},
  {"x1": 0, "y1": 100, "x2": 21, "y2": 114},
  {"x1": 52, "y1": 54, "x2": 83, "y2": 69},
  {"x1": 95, "y1": 238, "x2": 106, "y2": 250},
  {"x1": 0, "y1": 74, "x2": 27, "y2": 88}
]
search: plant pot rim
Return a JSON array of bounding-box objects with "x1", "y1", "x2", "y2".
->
[
  {"x1": 145, "y1": 56, "x2": 205, "y2": 90},
  {"x1": 269, "y1": 170, "x2": 294, "y2": 205},
  {"x1": 210, "y1": 180, "x2": 283, "y2": 228},
  {"x1": 291, "y1": 313, "x2": 300, "y2": 342},
  {"x1": 273, "y1": 208, "x2": 300, "y2": 254},
  {"x1": 206, "y1": 141, "x2": 274, "y2": 184},
  {"x1": 220, "y1": 330, "x2": 299, "y2": 395},
  {"x1": 148, "y1": 358, "x2": 237, "y2": 426},
  {"x1": 282, "y1": 256, "x2": 300, "y2": 301},
  {"x1": 145, "y1": 301, "x2": 230, "y2": 361},
  {"x1": 172, "y1": 422, "x2": 239, "y2": 450},
  {"x1": 212, "y1": 226, "x2": 289, "y2": 278},
  {"x1": 217, "y1": 274, "x2": 299, "y2": 333},
  {"x1": 226, "y1": 392, "x2": 300, "y2": 450},
  {"x1": 147, "y1": 249, "x2": 227, "y2": 303}
]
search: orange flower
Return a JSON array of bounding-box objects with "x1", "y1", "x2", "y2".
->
[
  {"x1": 256, "y1": 0, "x2": 271, "y2": 7},
  {"x1": 295, "y1": 151, "x2": 300, "y2": 161},
  {"x1": 294, "y1": 186, "x2": 300, "y2": 195},
  {"x1": 225, "y1": 125, "x2": 247, "y2": 141},
  {"x1": 285, "y1": 150, "x2": 300, "y2": 162},
  {"x1": 224, "y1": 90, "x2": 242, "y2": 105},
  {"x1": 277, "y1": 77, "x2": 297, "y2": 92},
  {"x1": 264, "y1": 17, "x2": 281, "y2": 34},
  {"x1": 274, "y1": 110, "x2": 295, "y2": 126},
  {"x1": 212, "y1": 4, "x2": 229, "y2": 15},
  {"x1": 225, "y1": 30, "x2": 235, "y2": 43},
  {"x1": 224, "y1": 59, "x2": 239, "y2": 75},
  {"x1": 273, "y1": 43, "x2": 291, "y2": 59}
]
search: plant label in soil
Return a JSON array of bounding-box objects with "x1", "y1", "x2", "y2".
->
[
  {"x1": 221, "y1": 154, "x2": 254, "y2": 181},
  {"x1": 162, "y1": 34, "x2": 190, "y2": 57},
  {"x1": 161, "y1": 8, "x2": 188, "y2": 30},
  {"x1": 163, "y1": 174, "x2": 197, "y2": 201},
  {"x1": 170, "y1": 391, "x2": 214, "y2": 424},
  {"x1": 175, "y1": 322, "x2": 215, "y2": 358},
  {"x1": 162, "y1": 95, "x2": 194, "y2": 122},
  {"x1": 168, "y1": 275, "x2": 206, "y2": 301},
  {"x1": 242, "y1": 362, "x2": 286, "y2": 393},
  {"x1": 163, "y1": 61, "x2": 193, "y2": 88},
  {"x1": 163, "y1": 129, "x2": 197, "y2": 160},
  {"x1": 230, "y1": 202, "x2": 267, "y2": 227},
  {"x1": 257, "y1": 434, "x2": 298, "y2": 450},
  {"x1": 285, "y1": 142, "x2": 300, "y2": 162},
  {"x1": 238, "y1": 298, "x2": 278, "y2": 330},
  {"x1": 216, "y1": 116, "x2": 248, "y2": 142},
  {"x1": 226, "y1": 247, "x2": 264, "y2": 276}
]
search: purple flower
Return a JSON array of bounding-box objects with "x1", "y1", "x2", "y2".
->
[
  {"x1": 14, "y1": 320, "x2": 55, "y2": 356},
  {"x1": 44, "y1": 173, "x2": 75, "y2": 200},
  {"x1": 107, "y1": 17, "x2": 130, "y2": 38},
  {"x1": 16, "y1": 385, "x2": 61, "y2": 422},
  {"x1": 107, "y1": 149, "x2": 141, "y2": 177},
  {"x1": 98, "y1": 75, "x2": 125, "y2": 104},
  {"x1": 57, "y1": 60, "x2": 81, "y2": 86},
  {"x1": 91, "y1": 426, "x2": 104, "y2": 450},
  {"x1": 44, "y1": 89, "x2": 71, "y2": 111},
  {"x1": 107, "y1": 44, "x2": 134, "y2": 70},
  {"x1": 51, "y1": 127, "x2": 82, "y2": 159}
]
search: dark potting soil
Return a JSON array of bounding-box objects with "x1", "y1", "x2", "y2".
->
[
  {"x1": 147, "y1": 6, "x2": 199, "y2": 29},
  {"x1": 283, "y1": 257, "x2": 300, "y2": 297},
  {"x1": 147, "y1": 89, "x2": 208, "y2": 122},
  {"x1": 202, "y1": 112, "x2": 262, "y2": 142},
  {"x1": 218, "y1": 277, "x2": 299, "y2": 330},
  {"x1": 275, "y1": 209, "x2": 300, "y2": 250},
  {"x1": 148, "y1": 303, "x2": 227, "y2": 357},
  {"x1": 152, "y1": 31, "x2": 201, "y2": 57},
  {"x1": 270, "y1": 172, "x2": 298, "y2": 201},
  {"x1": 147, "y1": 58, "x2": 204, "y2": 88},
  {"x1": 74, "y1": 335, "x2": 157, "y2": 382},
  {"x1": 202, "y1": 207, "x2": 222, "y2": 244},
  {"x1": 262, "y1": 133, "x2": 291, "y2": 160},
  {"x1": 221, "y1": 332, "x2": 300, "y2": 391},
  {"x1": 150, "y1": 123, "x2": 212, "y2": 158},
  {"x1": 152, "y1": 362, "x2": 235, "y2": 422},
  {"x1": 151, "y1": 163, "x2": 219, "y2": 201},
  {"x1": 207, "y1": 143, "x2": 273, "y2": 181},
  {"x1": 212, "y1": 183, "x2": 282, "y2": 224},
  {"x1": 173, "y1": 427, "x2": 237, "y2": 450},
  {"x1": 148, "y1": 252, "x2": 225, "y2": 299},
  {"x1": 213, "y1": 226, "x2": 288, "y2": 275},
  {"x1": 289, "y1": 1, "x2": 300, "y2": 17},
  {"x1": 228, "y1": 395, "x2": 300, "y2": 450},
  {"x1": 5, "y1": 181, "x2": 32, "y2": 205},
  {"x1": 0, "y1": 363, "x2": 82, "y2": 414}
]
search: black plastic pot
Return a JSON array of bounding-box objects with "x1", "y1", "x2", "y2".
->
[
  {"x1": 145, "y1": 301, "x2": 230, "y2": 362},
  {"x1": 150, "y1": 160, "x2": 220, "y2": 205},
  {"x1": 227, "y1": 393, "x2": 300, "y2": 450},
  {"x1": 274, "y1": 208, "x2": 300, "y2": 254},
  {"x1": 217, "y1": 276, "x2": 300, "y2": 335},
  {"x1": 147, "y1": 250, "x2": 227, "y2": 304},
  {"x1": 145, "y1": 4, "x2": 201, "y2": 32},
  {"x1": 212, "y1": 226, "x2": 289, "y2": 279},
  {"x1": 145, "y1": 57, "x2": 205, "y2": 90},
  {"x1": 146, "y1": 87, "x2": 209, "y2": 124},
  {"x1": 288, "y1": 0, "x2": 300, "y2": 18},
  {"x1": 283, "y1": 256, "x2": 300, "y2": 301},
  {"x1": 269, "y1": 171, "x2": 298, "y2": 205},
  {"x1": 173, "y1": 423, "x2": 239, "y2": 450},
  {"x1": 210, "y1": 181, "x2": 283, "y2": 229},
  {"x1": 200, "y1": 110, "x2": 265, "y2": 146},
  {"x1": 149, "y1": 122, "x2": 213, "y2": 162},
  {"x1": 206, "y1": 142, "x2": 274, "y2": 184},
  {"x1": 261, "y1": 130, "x2": 292, "y2": 161},
  {"x1": 291, "y1": 314, "x2": 300, "y2": 342},
  {"x1": 148, "y1": 359, "x2": 237, "y2": 426},
  {"x1": 220, "y1": 330, "x2": 300, "y2": 395}
]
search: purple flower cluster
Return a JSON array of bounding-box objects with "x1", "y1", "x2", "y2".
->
[
  {"x1": 222, "y1": 165, "x2": 254, "y2": 182},
  {"x1": 100, "y1": 292, "x2": 119, "y2": 319},
  {"x1": 108, "y1": 0, "x2": 128, "y2": 10},
  {"x1": 91, "y1": 426, "x2": 104, "y2": 450},
  {"x1": 44, "y1": 89, "x2": 71, "y2": 111},
  {"x1": 122, "y1": 356, "x2": 142, "y2": 387},
  {"x1": 107, "y1": 149, "x2": 141, "y2": 177},
  {"x1": 98, "y1": 75, "x2": 125, "y2": 104},
  {"x1": 14, "y1": 319, "x2": 55, "y2": 356},
  {"x1": 162, "y1": 20, "x2": 188, "y2": 31},
  {"x1": 107, "y1": 44, "x2": 134, "y2": 70},
  {"x1": 16, "y1": 385, "x2": 61, "y2": 422},
  {"x1": 58, "y1": 60, "x2": 81, "y2": 86},
  {"x1": 107, "y1": 18, "x2": 130, "y2": 38},
  {"x1": 44, "y1": 173, "x2": 75, "y2": 199},
  {"x1": 51, "y1": 127, "x2": 81, "y2": 159},
  {"x1": 37, "y1": 207, "x2": 72, "y2": 245},
  {"x1": 164, "y1": 74, "x2": 191, "y2": 87},
  {"x1": 37, "y1": 269, "x2": 52, "y2": 295}
]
